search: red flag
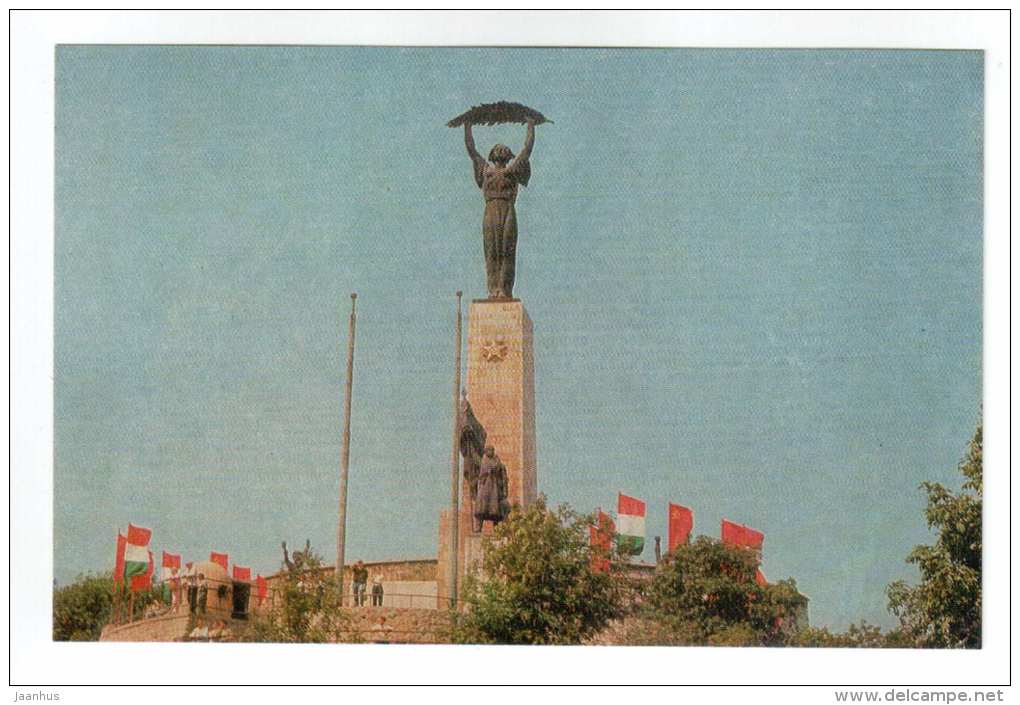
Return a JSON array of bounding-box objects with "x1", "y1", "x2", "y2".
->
[
  {"x1": 589, "y1": 509, "x2": 615, "y2": 573},
  {"x1": 256, "y1": 574, "x2": 267, "y2": 605},
  {"x1": 721, "y1": 519, "x2": 764, "y2": 550},
  {"x1": 232, "y1": 565, "x2": 252, "y2": 582},
  {"x1": 210, "y1": 551, "x2": 229, "y2": 570},
  {"x1": 617, "y1": 493, "x2": 646, "y2": 517},
  {"x1": 161, "y1": 551, "x2": 181, "y2": 570},
  {"x1": 130, "y1": 550, "x2": 154, "y2": 592},
  {"x1": 113, "y1": 533, "x2": 127, "y2": 586},
  {"x1": 126, "y1": 523, "x2": 152, "y2": 547},
  {"x1": 667, "y1": 503, "x2": 694, "y2": 553}
]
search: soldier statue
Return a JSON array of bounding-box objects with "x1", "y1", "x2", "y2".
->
[
  {"x1": 474, "y1": 445, "x2": 509, "y2": 528},
  {"x1": 458, "y1": 394, "x2": 510, "y2": 531},
  {"x1": 281, "y1": 539, "x2": 311, "y2": 572}
]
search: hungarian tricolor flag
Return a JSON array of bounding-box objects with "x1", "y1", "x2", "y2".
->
[
  {"x1": 721, "y1": 519, "x2": 764, "y2": 550},
  {"x1": 161, "y1": 551, "x2": 181, "y2": 580},
  {"x1": 114, "y1": 524, "x2": 151, "y2": 587},
  {"x1": 668, "y1": 503, "x2": 694, "y2": 553},
  {"x1": 210, "y1": 551, "x2": 229, "y2": 571},
  {"x1": 232, "y1": 565, "x2": 252, "y2": 582},
  {"x1": 589, "y1": 509, "x2": 615, "y2": 573},
  {"x1": 616, "y1": 493, "x2": 646, "y2": 556},
  {"x1": 130, "y1": 551, "x2": 154, "y2": 593},
  {"x1": 256, "y1": 575, "x2": 268, "y2": 606}
]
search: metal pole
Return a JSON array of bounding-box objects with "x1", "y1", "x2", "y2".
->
[
  {"x1": 336, "y1": 293, "x2": 357, "y2": 604},
  {"x1": 448, "y1": 291, "x2": 463, "y2": 609}
]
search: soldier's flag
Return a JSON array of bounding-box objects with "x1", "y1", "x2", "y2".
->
[
  {"x1": 616, "y1": 493, "x2": 646, "y2": 556},
  {"x1": 114, "y1": 524, "x2": 152, "y2": 586},
  {"x1": 256, "y1": 575, "x2": 268, "y2": 605},
  {"x1": 721, "y1": 519, "x2": 764, "y2": 550},
  {"x1": 232, "y1": 565, "x2": 252, "y2": 582},
  {"x1": 589, "y1": 509, "x2": 614, "y2": 573},
  {"x1": 668, "y1": 503, "x2": 694, "y2": 553},
  {"x1": 210, "y1": 552, "x2": 229, "y2": 571}
]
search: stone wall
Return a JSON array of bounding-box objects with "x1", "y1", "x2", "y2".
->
[
  {"x1": 100, "y1": 614, "x2": 193, "y2": 642},
  {"x1": 334, "y1": 606, "x2": 450, "y2": 644}
]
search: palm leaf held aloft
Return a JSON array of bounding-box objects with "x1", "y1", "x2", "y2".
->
[{"x1": 447, "y1": 101, "x2": 552, "y2": 127}]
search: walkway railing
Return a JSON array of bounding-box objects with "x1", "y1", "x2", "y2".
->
[{"x1": 111, "y1": 573, "x2": 474, "y2": 626}]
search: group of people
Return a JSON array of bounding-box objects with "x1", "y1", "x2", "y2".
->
[
  {"x1": 166, "y1": 567, "x2": 209, "y2": 615},
  {"x1": 351, "y1": 560, "x2": 384, "y2": 607},
  {"x1": 184, "y1": 617, "x2": 231, "y2": 642}
]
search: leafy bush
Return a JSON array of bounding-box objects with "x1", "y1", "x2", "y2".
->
[
  {"x1": 453, "y1": 498, "x2": 623, "y2": 644},
  {"x1": 887, "y1": 425, "x2": 982, "y2": 648},
  {"x1": 53, "y1": 573, "x2": 114, "y2": 641},
  {"x1": 238, "y1": 549, "x2": 353, "y2": 643},
  {"x1": 620, "y1": 536, "x2": 806, "y2": 646},
  {"x1": 786, "y1": 621, "x2": 906, "y2": 648}
]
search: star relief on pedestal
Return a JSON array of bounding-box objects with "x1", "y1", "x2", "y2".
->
[{"x1": 480, "y1": 337, "x2": 509, "y2": 363}]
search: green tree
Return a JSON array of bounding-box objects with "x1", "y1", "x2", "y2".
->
[
  {"x1": 621, "y1": 536, "x2": 806, "y2": 646},
  {"x1": 887, "y1": 424, "x2": 982, "y2": 648},
  {"x1": 786, "y1": 621, "x2": 906, "y2": 648},
  {"x1": 239, "y1": 549, "x2": 353, "y2": 643},
  {"x1": 53, "y1": 570, "x2": 169, "y2": 641},
  {"x1": 53, "y1": 572, "x2": 115, "y2": 641},
  {"x1": 453, "y1": 498, "x2": 623, "y2": 645}
]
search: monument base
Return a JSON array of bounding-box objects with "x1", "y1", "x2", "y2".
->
[
  {"x1": 464, "y1": 299, "x2": 537, "y2": 508},
  {"x1": 437, "y1": 298, "x2": 538, "y2": 609},
  {"x1": 437, "y1": 511, "x2": 489, "y2": 610}
]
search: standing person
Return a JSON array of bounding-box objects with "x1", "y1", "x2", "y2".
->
[
  {"x1": 186, "y1": 568, "x2": 198, "y2": 615},
  {"x1": 371, "y1": 575, "x2": 384, "y2": 607},
  {"x1": 197, "y1": 573, "x2": 208, "y2": 615},
  {"x1": 352, "y1": 560, "x2": 368, "y2": 607},
  {"x1": 168, "y1": 568, "x2": 181, "y2": 614}
]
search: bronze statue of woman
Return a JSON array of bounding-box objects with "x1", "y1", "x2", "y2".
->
[{"x1": 463, "y1": 119, "x2": 535, "y2": 299}]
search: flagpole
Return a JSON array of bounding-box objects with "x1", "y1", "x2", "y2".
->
[
  {"x1": 447, "y1": 291, "x2": 463, "y2": 609},
  {"x1": 113, "y1": 526, "x2": 123, "y2": 624},
  {"x1": 336, "y1": 293, "x2": 357, "y2": 604}
]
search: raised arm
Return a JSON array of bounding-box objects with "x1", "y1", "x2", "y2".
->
[
  {"x1": 507, "y1": 119, "x2": 534, "y2": 186},
  {"x1": 518, "y1": 119, "x2": 535, "y2": 162},
  {"x1": 464, "y1": 123, "x2": 480, "y2": 160},
  {"x1": 464, "y1": 124, "x2": 486, "y2": 188}
]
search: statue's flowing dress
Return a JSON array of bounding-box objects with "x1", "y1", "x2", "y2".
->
[{"x1": 472, "y1": 153, "x2": 531, "y2": 297}]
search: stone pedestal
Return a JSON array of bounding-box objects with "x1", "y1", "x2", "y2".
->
[
  {"x1": 464, "y1": 299, "x2": 537, "y2": 509},
  {"x1": 437, "y1": 299, "x2": 538, "y2": 608}
]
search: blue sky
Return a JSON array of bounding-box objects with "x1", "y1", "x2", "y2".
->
[{"x1": 55, "y1": 46, "x2": 982, "y2": 629}]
